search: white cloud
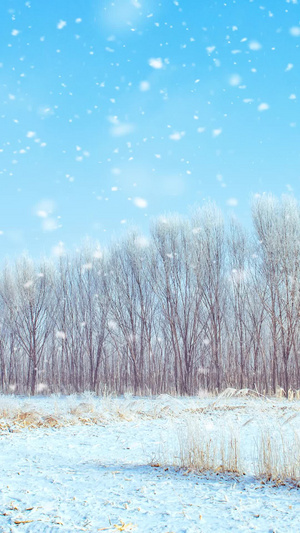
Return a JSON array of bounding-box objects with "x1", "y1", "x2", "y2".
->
[
  {"x1": 290, "y1": 26, "x2": 300, "y2": 36},
  {"x1": 133, "y1": 197, "x2": 148, "y2": 208},
  {"x1": 227, "y1": 198, "x2": 238, "y2": 207},
  {"x1": 36, "y1": 210, "x2": 47, "y2": 218},
  {"x1": 148, "y1": 57, "x2": 163, "y2": 69},
  {"x1": 212, "y1": 128, "x2": 222, "y2": 137},
  {"x1": 42, "y1": 218, "x2": 59, "y2": 232},
  {"x1": 11, "y1": 29, "x2": 20, "y2": 36},
  {"x1": 139, "y1": 81, "x2": 150, "y2": 91},
  {"x1": 110, "y1": 123, "x2": 135, "y2": 137},
  {"x1": 38, "y1": 106, "x2": 54, "y2": 118},
  {"x1": 57, "y1": 20, "x2": 67, "y2": 30},
  {"x1": 206, "y1": 46, "x2": 216, "y2": 54},
  {"x1": 101, "y1": 1, "x2": 143, "y2": 30},
  {"x1": 229, "y1": 74, "x2": 242, "y2": 86},
  {"x1": 258, "y1": 102, "x2": 269, "y2": 111},
  {"x1": 35, "y1": 199, "x2": 54, "y2": 218},
  {"x1": 248, "y1": 41, "x2": 262, "y2": 51},
  {"x1": 169, "y1": 132, "x2": 185, "y2": 141}
]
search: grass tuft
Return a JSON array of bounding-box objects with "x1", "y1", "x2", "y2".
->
[
  {"x1": 256, "y1": 428, "x2": 300, "y2": 485},
  {"x1": 175, "y1": 421, "x2": 242, "y2": 475}
]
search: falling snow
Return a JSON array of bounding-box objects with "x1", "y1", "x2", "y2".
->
[{"x1": 0, "y1": 0, "x2": 298, "y2": 261}]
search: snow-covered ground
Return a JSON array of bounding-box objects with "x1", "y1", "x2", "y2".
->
[{"x1": 0, "y1": 394, "x2": 299, "y2": 532}]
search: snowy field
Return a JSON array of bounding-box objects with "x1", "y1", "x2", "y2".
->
[{"x1": 0, "y1": 394, "x2": 299, "y2": 532}]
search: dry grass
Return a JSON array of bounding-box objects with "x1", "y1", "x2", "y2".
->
[
  {"x1": 172, "y1": 421, "x2": 242, "y2": 475},
  {"x1": 42, "y1": 415, "x2": 62, "y2": 428},
  {"x1": 158, "y1": 417, "x2": 300, "y2": 486},
  {"x1": 0, "y1": 390, "x2": 299, "y2": 439},
  {"x1": 276, "y1": 387, "x2": 300, "y2": 400},
  {"x1": 14, "y1": 411, "x2": 42, "y2": 428},
  {"x1": 0, "y1": 395, "x2": 186, "y2": 432},
  {"x1": 69, "y1": 402, "x2": 95, "y2": 416},
  {"x1": 256, "y1": 428, "x2": 300, "y2": 485},
  {"x1": 219, "y1": 387, "x2": 262, "y2": 399},
  {"x1": 0, "y1": 392, "x2": 299, "y2": 487}
]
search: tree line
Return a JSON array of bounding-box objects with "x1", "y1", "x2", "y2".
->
[{"x1": 0, "y1": 194, "x2": 299, "y2": 396}]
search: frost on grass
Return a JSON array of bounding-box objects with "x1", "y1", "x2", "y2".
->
[
  {"x1": 0, "y1": 395, "x2": 300, "y2": 532},
  {"x1": 174, "y1": 419, "x2": 242, "y2": 475}
]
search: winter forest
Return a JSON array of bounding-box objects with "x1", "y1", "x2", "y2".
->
[{"x1": 0, "y1": 194, "x2": 299, "y2": 397}]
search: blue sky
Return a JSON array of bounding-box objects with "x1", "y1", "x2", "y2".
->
[{"x1": 0, "y1": 0, "x2": 300, "y2": 258}]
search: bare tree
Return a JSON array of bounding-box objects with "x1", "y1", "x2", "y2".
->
[
  {"x1": 0, "y1": 257, "x2": 55, "y2": 395},
  {"x1": 151, "y1": 215, "x2": 207, "y2": 394},
  {"x1": 252, "y1": 194, "x2": 300, "y2": 394},
  {"x1": 0, "y1": 196, "x2": 299, "y2": 396}
]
